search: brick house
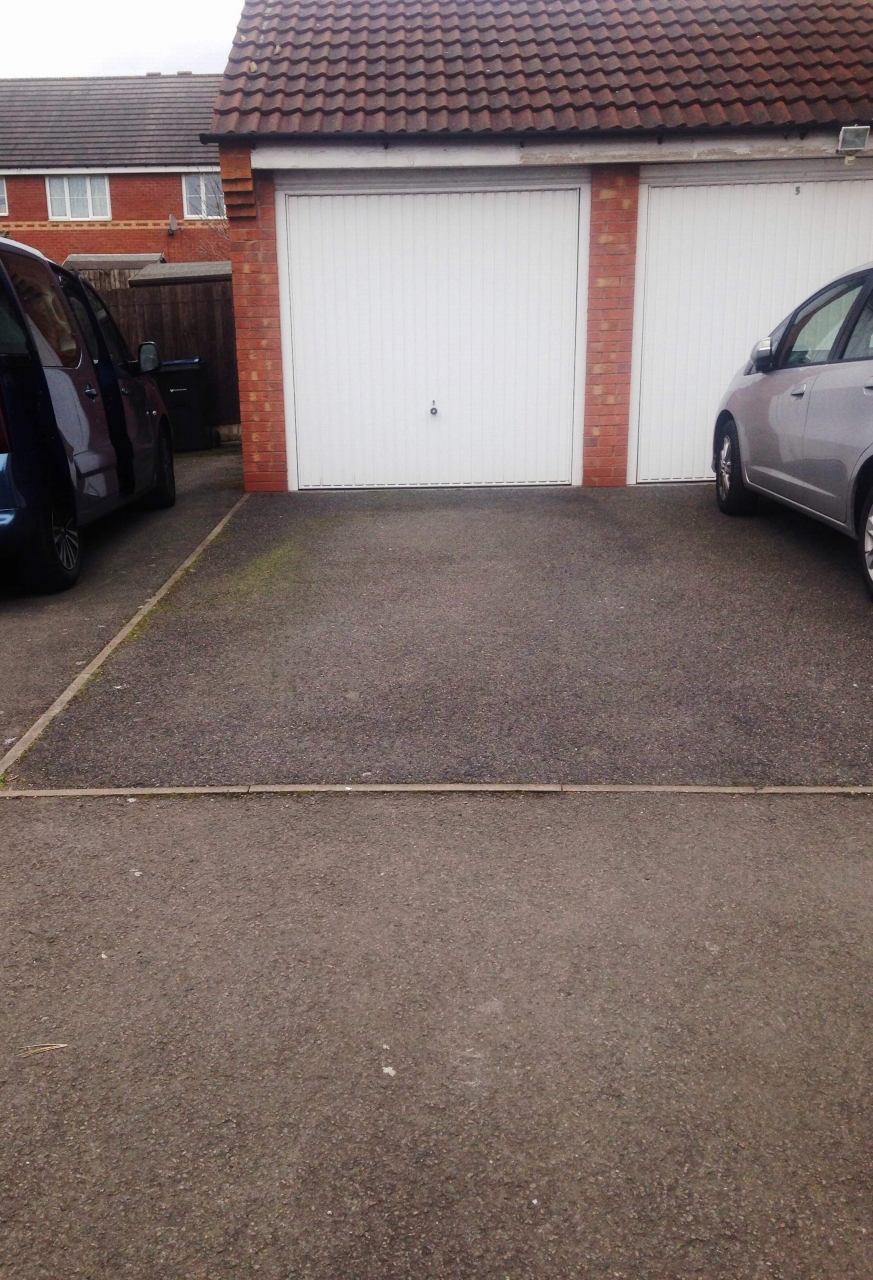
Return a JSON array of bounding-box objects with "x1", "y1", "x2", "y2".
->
[
  {"x1": 206, "y1": 0, "x2": 873, "y2": 493},
  {"x1": 0, "y1": 74, "x2": 228, "y2": 265}
]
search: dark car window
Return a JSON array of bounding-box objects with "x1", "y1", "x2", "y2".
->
[
  {"x1": 82, "y1": 283, "x2": 129, "y2": 368},
  {"x1": 840, "y1": 292, "x2": 873, "y2": 362},
  {"x1": 65, "y1": 291, "x2": 102, "y2": 363},
  {"x1": 781, "y1": 279, "x2": 865, "y2": 369},
  {"x1": 0, "y1": 250, "x2": 81, "y2": 370},
  {"x1": 0, "y1": 287, "x2": 29, "y2": 358}
]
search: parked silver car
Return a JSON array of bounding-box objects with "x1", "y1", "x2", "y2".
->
[{"x1": 714, "y1": 263, "x2": 873, "y2": 598}]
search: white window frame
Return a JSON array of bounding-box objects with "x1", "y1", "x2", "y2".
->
[
  {"x1": 182, "y1": 172, "x2": 226, "y2": 220},
  {"x1": 45, "y1": 175, "x2": 111, "y2": 221},
  {"x1": 0, "y1": 177, "x2": 7, "y2": 216}
]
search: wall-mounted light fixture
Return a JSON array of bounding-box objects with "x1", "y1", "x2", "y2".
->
[{"x1": 837, "y1": 125, "x2": 870, "y2": 165}]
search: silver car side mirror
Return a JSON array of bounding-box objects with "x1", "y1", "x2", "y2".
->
[{"x1": 751, "y1": 336, "x2": 774, "y2": 373}]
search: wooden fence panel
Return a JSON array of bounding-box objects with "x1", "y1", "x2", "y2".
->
[{"x1": 80, "y1": 272, "x2": 240, "y2": 428}]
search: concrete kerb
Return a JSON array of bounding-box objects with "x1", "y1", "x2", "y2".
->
[{"x1": 1, "y1": 783, "x2": 873, "y2": 799}]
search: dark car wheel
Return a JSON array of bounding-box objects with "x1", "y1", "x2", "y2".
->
[
  {"x1": 145, "y1": 426, "x2": 176, "y2": 510},
  {"x1": 857, "y1": 485, "x2": 873, "y2": 601},
  {"x1": 715, "y1": 418, "x2": 758, "y2": 515},
  {"x1": 18, "y1": 487, "x2": 82, "y2": 593}
]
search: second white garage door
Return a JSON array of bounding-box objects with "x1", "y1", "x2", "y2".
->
[
  {"x1": 634, "y1": 170, "x2": 873, "y2": 482},
  {"x1": 282, "y1": 187, "x2": 587, "y2": 488}
]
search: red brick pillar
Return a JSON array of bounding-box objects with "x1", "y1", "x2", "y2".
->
[
  {"x1": 584, "y1": 165, "x2": 640, "y2": 486},
  {"x1": 222, "y1": 149, "x2": 287, "y2": 492}
]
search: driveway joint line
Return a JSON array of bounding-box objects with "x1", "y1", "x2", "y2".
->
[
  {"x1": 1, "y1": 783, "x2": 873, "y2": 798},
  {"x1": 0, "y1": 494, "x2": 249, "y2": 783}
]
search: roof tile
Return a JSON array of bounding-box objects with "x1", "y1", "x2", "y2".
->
[
  {"x1": 212, "y1": 0, "x2": 873, "y2": 137},
  {"x1": 0, "y1": 75, "x2": 221, "y2": 168}
]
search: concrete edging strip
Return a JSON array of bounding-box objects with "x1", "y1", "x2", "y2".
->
[
  {"x1": 0, "y1": 494, "x2": 249, "y2": 782},
  {"x1": 1, "y1": 783, "x2": 872, "y2": 798}
]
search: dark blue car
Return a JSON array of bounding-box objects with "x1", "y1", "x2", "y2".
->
[{"x1": 0, "y1": 237, "x2": 174, "y2": 591}]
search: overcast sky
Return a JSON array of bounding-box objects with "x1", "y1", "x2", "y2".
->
[{"x1": 0, "y1": 0, "x2": 244, "y2": 78}]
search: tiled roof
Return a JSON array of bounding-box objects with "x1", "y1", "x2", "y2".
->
[
  {"x1": 210, "y1": 0, "x2": 873, "y2": 137},
  {"x1": 0, "y1": 75, "x2": 222, "y2": 169}
]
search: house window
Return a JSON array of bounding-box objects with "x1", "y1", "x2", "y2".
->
[
  {"x1": 46, "y1": 175, "x2": 111, "y2": 220},
  {"x1": 183, "y1": 173, "x2": 225, "y2": 219},
  {"x1": 0, "y1": 178, "x2": 7, "y2": 216}
]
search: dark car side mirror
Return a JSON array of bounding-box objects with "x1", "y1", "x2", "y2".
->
[
  {"x1": 751, "y1": 336, "x2": 775, "y2": 373},
  {"x1": 138, "y1": 341, "x2": 161, "y2": 374}
]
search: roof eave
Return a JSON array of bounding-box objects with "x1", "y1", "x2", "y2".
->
[{"x1": 203, "y1": 122, "x2": 861, "y2": 147}]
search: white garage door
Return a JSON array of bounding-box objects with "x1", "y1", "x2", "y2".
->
[
  {"x1": 282, "y1": 187, "x2": 587, "y2": 488},
  {"x1": 635, "y1": 173, "x2": 873, "y2": 482}
]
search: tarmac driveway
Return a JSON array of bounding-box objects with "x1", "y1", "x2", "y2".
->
[
  {"x1": 3, "y1": 790, "x2": 873, "y2": 1279},
  {"x1": 7, "y1": 482, "x2": 873, "y2": 788},
  {"x1": 0, "y1": 447, "x2": 243, "y2": 750}
]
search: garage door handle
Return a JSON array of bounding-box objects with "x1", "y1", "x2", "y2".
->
[{"x1": 789, "y1": 384, "x2": 807, "y2": 397}]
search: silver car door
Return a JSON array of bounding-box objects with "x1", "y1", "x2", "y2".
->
[
  {"x1": 738, "y1": 365, "x2": 816, "y2": 503},
  {"x1": 742, "y1": 276, "x2": 867, "y2": 506},
  {"x1": 743, "y1": 277, "x2": 867, "y2": 505},
  {"x1": 802, "y1": 285, "x2": 873, "y2": 523}
]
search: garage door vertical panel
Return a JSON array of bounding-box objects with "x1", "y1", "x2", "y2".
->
[
  {"x1": 284, "y1": 186, "x2": 582, "y2": 488},
  {"x1": 636, "y1": 177, "x2": 873, "y2": 483}
]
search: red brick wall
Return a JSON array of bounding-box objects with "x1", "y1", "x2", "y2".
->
[
  {"x1": 0, "y1": 173, "x2": 229, "y2": 263},
  {"x1": 225, "y1": 172, "x2": 287, "y2": 492},
  {"x1": 584, "y1": 165, "x2": 640, "y2": 486}
]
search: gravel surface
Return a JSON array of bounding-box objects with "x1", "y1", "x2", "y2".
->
[
  {"x1": 9, "y1": 483, "x2": 873, "y2": 788},
  {"x1": 2, "y1": 791, "x2": 872, "y2": 1279},
  {"x1": 0, "y1": 447, "x2": 243, "y2": 748}
]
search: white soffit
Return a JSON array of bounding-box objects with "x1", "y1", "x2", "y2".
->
[{"x1": 252, "y1": 132, "x2": 842, "y2": 171}]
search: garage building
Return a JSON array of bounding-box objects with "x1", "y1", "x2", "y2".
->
[{"x1": 204, "y1": 0, "x2": 873, "y2": 493}]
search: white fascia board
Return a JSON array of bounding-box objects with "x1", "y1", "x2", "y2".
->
[
  {"x1": 519, "y1": 131, "x2": 842, "y2": 166},
  {"x1": 0, "y1": 166, "x2": 220, "y2": 175},
  {"x1": 251, "y1": 131, "x2": 842, "y2": 171},
  {"x1": 253, "y1": 141, "x2": 525, "y2": 169}
]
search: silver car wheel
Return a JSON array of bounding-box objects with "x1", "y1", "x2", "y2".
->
[
  {"x1": 865, "y1": 509, "x2": 873, "y2": 582},
  {"x1": 51, "y1": 507, "x2": 79, "y2": 572},
  {"x1": 718, "y1": 434, "x2": 732, "y2": 502}
]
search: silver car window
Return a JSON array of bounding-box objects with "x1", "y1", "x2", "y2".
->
[
  {"x1": 840, "y1": 293, "x2": 873, "y2": 362},
  {"x1": 781, "y1": 280, "x2": 864, "y2": 369}
]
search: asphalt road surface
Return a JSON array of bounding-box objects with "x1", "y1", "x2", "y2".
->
[
  {"x1": 9, "y1": 484, "x2": 873, "y2": 788},
  {"x1": 2, "y1": 791, "x2": 872, "y2": 1279}
]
